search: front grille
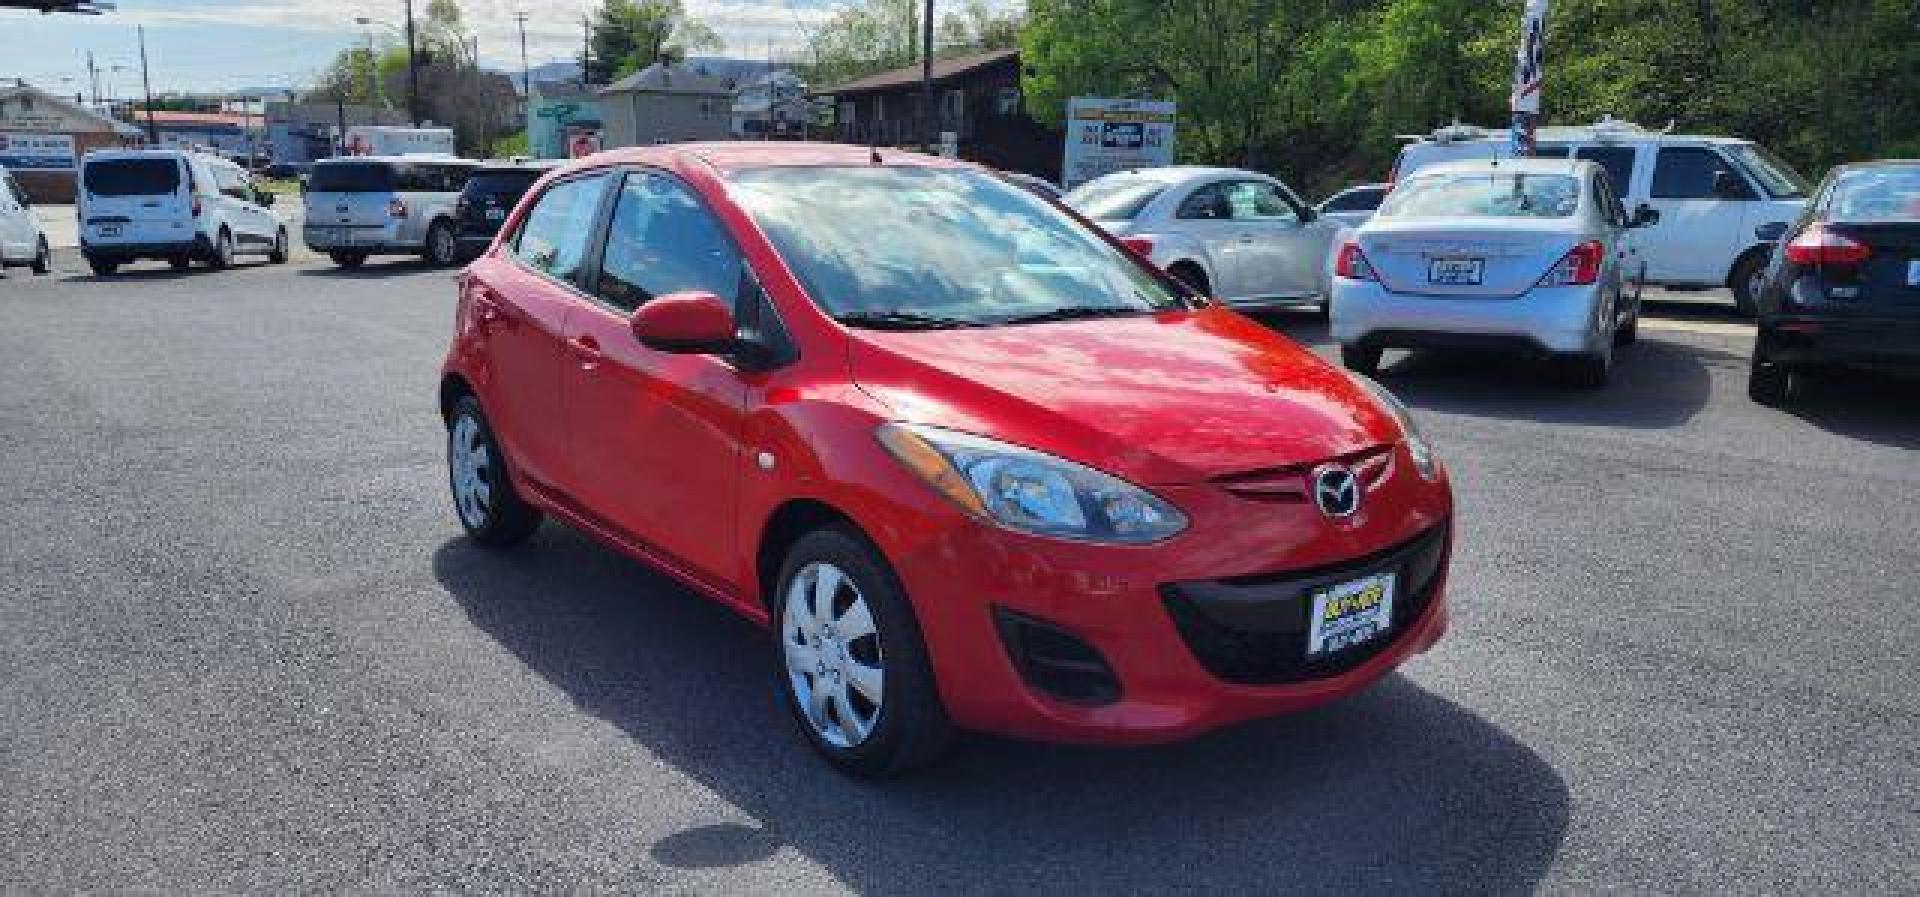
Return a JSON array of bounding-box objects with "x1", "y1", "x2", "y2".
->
[{"x1": 1160, "y1": 522, "x2": 1449, "y2": 685}]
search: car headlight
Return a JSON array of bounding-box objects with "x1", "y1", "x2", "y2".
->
[
  {"x1": 1347, "y1": 373, "x2": 1441, "y2": 481},
  {"x1": 876, "y1": 423, "x2": 1188, "y2": 544}
]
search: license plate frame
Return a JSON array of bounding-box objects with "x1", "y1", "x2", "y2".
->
[
  {"x1": 97, "y1": 224, "x2": 123, "y2": 238},
  {"x1": 1306, "y1": 572, "x2": 1397, "y2": 658},
  {"x1": 485, "y1": 207, "x2": 506, "y2": 221},
  {"x1": 1428, "y1": 257, "x2": 1485, "y2": 286}
]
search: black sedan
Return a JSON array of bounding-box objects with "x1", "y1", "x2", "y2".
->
[
  {"x1": 452, "y1": 160, "x2": 561, "y2": 261},
  {"x1": 1750, "y1": 160, "x2": 1920, "y2": 405}
]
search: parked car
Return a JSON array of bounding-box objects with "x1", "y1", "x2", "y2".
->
[
  {"x1": 302, "y1": 155, "x2": 479, "y2": 268},
  {"x1": 0, "y1": 163, "x2": 52, "y2": 275},
  {"x1": 1392, "y1": 118, "x2": 1810, "y2": 314},
  {"x1": 452, "y1": 160, "x2": 560, "y2": 262},
  {"x1": 77, "y1": 149, "x2": 287, "y2": 276},
  {"x1": 440, "y1": 143, "x2": 1453, "y2": 775},
  {"x1": 1318, "y1": 183, "x2": 1390, "y2": 229},
  {"x1": 1748, "y1": 160, "x2": 1920, "y2": 405},
  {"x1": 1331, "y1": 158, "x2": 1653, "y2": 388},
  {"x1": 1064, "y1": 166, "x2": 1343, "y2": 313}
]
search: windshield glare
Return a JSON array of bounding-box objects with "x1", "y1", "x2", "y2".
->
[
  {"x1": 1729, "y1": 144, "x2": 1809, "y2": 199},
  {"x1": 728, "y1": 166, "x2": 1181, "y2": 326},
  {"x1": 1827, "y1": 166, "x2": 1920, "y2": 222},
  {"x1": 1063, "y1": 176, "x2": 1166, "y2": 221},
  {"x1": 1378, "y1": 172, "x2": 1581, "y2": 219}
]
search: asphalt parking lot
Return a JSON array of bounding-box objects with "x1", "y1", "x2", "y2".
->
[{"x1": 2, "y1": 254, "x2": 1915, "y2": 893}]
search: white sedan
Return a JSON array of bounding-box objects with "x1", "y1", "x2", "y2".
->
[{"x1": 1065, "y1": 166, "x2": 1343, "y2": 312}]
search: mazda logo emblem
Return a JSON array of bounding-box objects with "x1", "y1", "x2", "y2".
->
[{"x1": 1313, "y1": 465, "x2": 1362, "y2": 518}]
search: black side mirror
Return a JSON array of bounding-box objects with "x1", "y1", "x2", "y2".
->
[
  {"x1": 1631, "y1": 204, "x2": 1661, "y2": 228},
  {"x1": 1712, "y1": 170, "x2": 1749, "y2": 200}
]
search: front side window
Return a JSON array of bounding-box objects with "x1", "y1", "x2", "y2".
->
[
  {"x1": 1225, "y1": 181, "x2": 1299, "y2": 222},
  {"x1": 511, "y1": 172, "x2": 609, "y2": 282},
  {"x1": 1323, "y1": 187, "x2": 1385, "y2": 213},
  {"x1": 1378, "y1": 172, "x2": 1582, "y2": 219},
  {"x1": 594, "y1": 171, "x2": 742, "y2": 312},
  {"x1": 1652, "y1": 147, "x2": 1748, "y2": 200},
  {"x1": 1727, "y1": 143, "x2": 1810, "y2": 199},
  {"x1": 728, "y1": 165, "x2": 1182, "y2": 327},
  {"x1": 1063, "y1": 175, "x2": 1164, "y2": 221},
  {"x1": 1575, "y1": 146, "x2": 1637, "y2": 201}
]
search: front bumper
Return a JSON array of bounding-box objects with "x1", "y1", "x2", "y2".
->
[
  {"x1": 1332, "y1": 280, "x2": 1606, "y2": 356},
  {"x1": 886, "y1": 442, "x2": 1453, "y2": 745}
]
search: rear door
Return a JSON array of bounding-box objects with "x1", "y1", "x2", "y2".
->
[
  {"x1": 1641, "y1": 145, "x2": 1753, "y2": 283},
  {"x1": 81, "y1": 156, "x2": 189, "y2": 246},
  {"x1": 305, "y1": 161, "x2": 398, "y2": 244}
]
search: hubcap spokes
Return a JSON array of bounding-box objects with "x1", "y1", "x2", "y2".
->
[
  {"x1": 450, "y1": 415, "x2": 492, "y2": 528},
  {"x1": 782, "y1": 561, "x2": 883, "y2": 748}
]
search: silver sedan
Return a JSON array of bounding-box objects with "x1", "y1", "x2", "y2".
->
[{"x1": 1065, "y1": 166, "x2": 1343, "y2": 312}]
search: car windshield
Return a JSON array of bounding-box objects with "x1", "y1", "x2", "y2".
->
[
  {"x1": 1728, "y1": 143, "x2": 1809, "y2": 199},
  {"x1": 1827, "y1": 166, "x2": 1920, "y2": 222},
  {"x1": 727, "y1": 166, "x2": 1183, "y2": 327},
  {"x1": 1063, "y1": 176, "x2": 1166, "y2": 221},
  {"x1": 1377, "y1": 172, "x2": 1581, "y2": 219},
  {"x1": 309, "y1": 162, "x2": 395, "y2": 193},
  {"x1": 83, "y1": 158, "x2": 181, "y2": 197}
]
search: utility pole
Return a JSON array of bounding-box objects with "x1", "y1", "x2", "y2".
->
[
  {"x1": 919, "y1": 0, "x2": 933, "y2": 150},
  {"x1": 581, "y1": 14, "x2": 592, "y2": 87},
  {"x1": 364, "y1": 30, "x2": 378, "y2": 111},
  {"x1": 86, "y1": 51, "x2": 101, "y2": 106},
  {"x1": 514, "y1": 11, "x2": 530, "y2": 96},
  {"x1": 403, "y1": 0, "x2": 421, "y2": 127},
  {"x1": 137, "y1": 25, "x2": 158, "y2": 144}
]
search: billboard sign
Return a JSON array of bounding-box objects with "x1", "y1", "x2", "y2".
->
[
  {"x1": 1061, "y1": 97, "x2": 1175, "y2": 189},
  {"x1": 0, "y1": 132, "x2": 78, "y2": 170}
]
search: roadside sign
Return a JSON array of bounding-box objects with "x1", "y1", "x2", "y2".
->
[
  {"x1": 0, "y1": 132, "x2": 77, "y2": 170},
  {"x1": 1509, "y1": 0, "x2": 1550, "y2": 155},
  {"x1": 537, "y1": 103, "x2": 580, "y2": 120},
  {"x1": 1062, "y1": 97, "x2": 1175, "y2": 189}
]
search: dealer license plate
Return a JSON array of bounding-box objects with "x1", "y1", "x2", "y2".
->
[
  {"x1": 1428, "y1": 258, "x2": 1484, "y2": 285},
  {"x1": 97, "y1": 224, "x2": 122, "y2": 238},
  {"x1": 486, "y1": 208, "x2": 506, "y2": 221},
  {"x1": 1307, "y1": 572, "x2": 1396, "y2": 657}
]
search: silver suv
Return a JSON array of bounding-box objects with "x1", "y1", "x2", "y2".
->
[{"x1": 302, "y1": 156, "x2": 478, "y2": 268}]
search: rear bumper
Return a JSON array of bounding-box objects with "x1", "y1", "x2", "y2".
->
[
  {"x1": 81, "y1": 237, "x2": 206, "y2": 260},
  {"x1": 1332, "y1": 280, "x2": 1607, "y2": 356},
  {"x1": 1761, "y1": 317, "x2": 1920, "y2": 368},
  {"x1": 303, "y1": 225, "x2": 420, "y2": 255}
]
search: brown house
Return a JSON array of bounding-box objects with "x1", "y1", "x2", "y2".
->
[
  {"x1": 0, "y1": 80, "x2": 144, "y2": 202},
  {"x1": 819, "y1": 48, "x2": 1060, "y2": 182}
]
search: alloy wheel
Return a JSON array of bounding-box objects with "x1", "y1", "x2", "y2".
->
[
  {"x1": 782, "y1": 561, "x2": 885, "y2": 749},
  {"x1": 449, "y1": 413, "x2": 493, "y2": 529}
]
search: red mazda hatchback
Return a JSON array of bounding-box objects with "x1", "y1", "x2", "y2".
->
[{"x1": 439, "y1": 143, "x2": 1453, "y2": 775}]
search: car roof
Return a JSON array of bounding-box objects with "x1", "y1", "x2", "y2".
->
[
  {"x1": 574, "y1": 141, "x2": 975, "y2": 177},
  {"x1": 311, "y1": 155, "x2": 476, "y2": 166}
]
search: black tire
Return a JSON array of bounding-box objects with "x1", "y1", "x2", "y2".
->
[
  {"x1": 1557, "y1": 352, "x2": 1611, "y2": 389},
  {"x1": 167, "y1": 254, "x2": 192, "y2": 272},
  {"x1": 87, "y1": 257, "x2": 119, "y2": 277},
  {"x1": 268, "y1": 228, "x2": 289, "y2": 264},
  {"x1": 207, "y1": 228, "x2": 234, "y2": 271},
  {"x1": 772, "y1": 526, "x2": 953, "y2": 777},
  {"x1": 446, "y1": 395, "x2": 542, "y2": 547},
  {"x1": 1614, "y1": 299, "x2": 1639, "y2": 346},
  {"x1": 1341, "y1": 344, "x2": 1382, "y2": 375},
  {"x1": 1729, "y1": 251, "x2": 1767, "y2": 317},
  {"x1": 31, "y1": 238, "x2": 51, "y2": 275},
  {"x1": 423, "y1": 220, "x2": 457, "y2": 267},
  {"x1": 1167, "y1": 261, "x2": 1211, "y2": 298},
  {"x1": 329, "y1": 250, "x2": 368, "y2": 269},
  {"x1": 1748, "y1": 336, "x2": 1798, "y2": 406}
]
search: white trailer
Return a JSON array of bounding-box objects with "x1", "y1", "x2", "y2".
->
[{"x1": 344, "y1": 126, "x2": 456, "y2": 158}]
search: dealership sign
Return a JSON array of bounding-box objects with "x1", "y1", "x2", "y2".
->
[
  {"x1": 0, "y1": 132, "x2": 77, "y2": 170},
  {"x1": 1061, "y1": 97, "x2": 1175, "y2": 189}
]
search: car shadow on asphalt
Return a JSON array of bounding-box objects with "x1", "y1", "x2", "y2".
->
[
  {"x1": 59, "y1": 261, "x2": 273, "y2": 284},
  {"x1": 295, "y1": 259, "x2": 450, "y2": 279},
  {"x1": 431, "y1": 532, "x2": 1570, "y2": 893},
  {"x1": 1252, "y1": 311, "x2": 1720, "y2": 429},
  {"x1": 1781, "y1": 366, "x2": 1920, "y2": 450}
]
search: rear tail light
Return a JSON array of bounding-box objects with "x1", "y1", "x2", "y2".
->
[
  {"x1": 1334, "y1": 241, "x2": 1376, "y2": 281},
  {"x1": 1119, "y1": 236, "x2": 1154, "y2": 258},
  {"x1": 1784, "y1": 225, "x2": 1869, "y2": 267},
  {"x1": 1541, "y1": 240, "x2": 1604, "y2": 286},
  {"x1": 387, "y1": 198, "x2": 408, "y2": 219}
]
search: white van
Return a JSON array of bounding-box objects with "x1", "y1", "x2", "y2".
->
[
  {"x1": 77, "y1": 150, "x2": 287, "y2": 276},
  {"x1": 1391, "y1": 118, "x2": 1811, "y2": 313},
  {"x1": 0, "y1": 163, "x2": 52, "y2": 275},
  {"x1": 302, "y1": 156, "x2": 478, "y2": 269}
]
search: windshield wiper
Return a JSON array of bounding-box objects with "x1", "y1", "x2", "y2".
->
[
  {"x1": 834, "y1": 310, "x2": 983, "y2": 331},
  {"x1": 995, "y1": 306, "x2": 1148, "y2": 326}
]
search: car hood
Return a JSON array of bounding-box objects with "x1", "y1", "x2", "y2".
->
[{"x1": 846, "y1": 308, "x2": 1398, "y2": 485}]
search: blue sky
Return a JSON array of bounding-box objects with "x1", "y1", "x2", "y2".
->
[{"x1": 1, "y1": 0, "x2": 841, "y2": 96}]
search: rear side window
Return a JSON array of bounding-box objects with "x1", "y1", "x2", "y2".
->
[
  {"x1": 398, "y1": 164, "x2": 473, "y2": 192},
  {"x1": 1378, "y1": 172, "x2": 1581, "y2": 219},
  {"x1": 1576, "y1": 146, "x2": 1637, "y2": 200},
  {"x1": 1323, "y1": 187, "x2": 1385, "y2": 213},
  {"x1": 1652, "y1": 148, "x2": 1747, "y2": 200},
  {"x1": 84, "y1": 158, "x2": 181, "y2": 197},
  {"x1": 511, "y1": 172, "x2": 609, "y2": 282},
  {"x1": 309, "y1": 162, "x2": 394, "y2": 193},
  {"x1": 593, "y1": 171, "x2": 742, "y2": 312}
]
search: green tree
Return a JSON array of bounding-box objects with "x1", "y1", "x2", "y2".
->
[{"x1": 583, "y1": 0, "x2": 724, "y2": 83}]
